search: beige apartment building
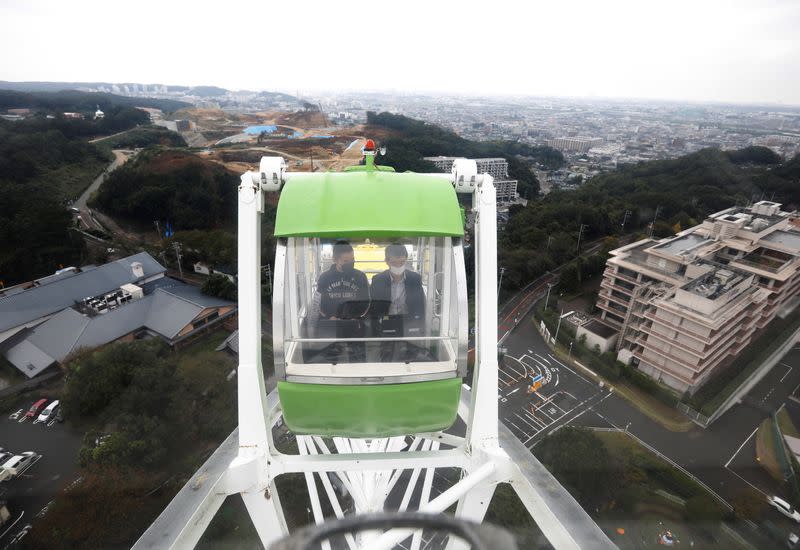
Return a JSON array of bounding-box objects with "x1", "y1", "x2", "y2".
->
[{"x1": 594, "y1": 201, "x2": 800, "y2": 394}]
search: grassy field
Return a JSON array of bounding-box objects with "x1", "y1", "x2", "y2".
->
[
  {"x1": 778, "y1": 407, "x2": 800, "y2": 438},
  {"x1": 596, "y1": 431, "x2": 736, "y2": 549},
  {"x1": 756, "y1": 417, "x2": 783, "y2": 480}
]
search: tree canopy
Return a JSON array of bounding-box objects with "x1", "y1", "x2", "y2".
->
[
  {"x1": 0, "y1": 117, "x2": 117, "y2": 285},
  {"x1": 498, "y1": 147, "x2": 800, "y2": 291},
  {"x1": 366, "y1": 111, "x2": 565, "y2": 197},
  {"x1": 91, "y1": 149, "x2": 239, "y2": 230},
  {"x1": 0, "y1": 89, "x2": 189, "y2": 114}
]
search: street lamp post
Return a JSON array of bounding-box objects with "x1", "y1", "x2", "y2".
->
[
  {"x1": 498, "y1": 266, "x2": 506, "y2": 300},
  {"x1": 544, "y1": 283, "x2": 553, "y2": 310},
  {"x1": 554, "y1": 308, "x2": 564, "y2": 343},
  {"x1": 577, "y1": 224, "x2": 589, "y2": 255},
  {"x1": 569, "y1": 341, "x2": 573, "y2": 359}
]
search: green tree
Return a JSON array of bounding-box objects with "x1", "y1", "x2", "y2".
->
[
  {"x1": 684, "y1": 494, "x2": 726, "y2": 523},
  {"x1": 534, "y1": 427, "x2": 620, "y2": 509},
  {"x1": 202, "y1": 273, "x2": 237, "y2": 301}
]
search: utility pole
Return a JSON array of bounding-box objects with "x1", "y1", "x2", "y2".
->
[
  {"x1": 576, "y1": 224, "x2": 588, "y2": 255},
  {"x1": 546, "y1": 235, "x2": 553, "y2": 254},
  {"x1": 620, "y1": 210, "x2": 631, "y2": 232},
  {"x1": 649, "y1": 205, "x2": 661, "y2": 238},
  {"x1": 172, "y1": 241, "x2": 183, "y2": 278},
  {"x1": 158, "y1": 250, "x2": 168, "y2": 267},
  {"x1": 544, "y1": 282, "x2": 553, "y2": 310},
  {"x1": 154, "y1": 220, "x2": 162, "y2": 240},
  {"x1": 554, "y1": 308, "x2": 565, "y2": 343},
  {"x1": 497, "y1": 267, "x2": 506, "y2": 300}
]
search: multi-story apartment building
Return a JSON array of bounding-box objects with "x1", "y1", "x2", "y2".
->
[
  {"x1": 424, "y1": 157, "x2": 518, "y2": 203},
  {"x1": 545, "y1": 137, "x2": 604, "y2": 153},
  {"x1": 594, "y1": 201, "x2": 800, "y2": 394}
]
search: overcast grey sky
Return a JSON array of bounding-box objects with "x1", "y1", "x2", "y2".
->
[{"x1": 1, "y1": 0, "x2": 798, "y2": 105}]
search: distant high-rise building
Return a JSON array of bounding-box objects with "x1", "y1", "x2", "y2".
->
[{"x1": 423, "y1": 156, "x2": 518, "y2": 203}]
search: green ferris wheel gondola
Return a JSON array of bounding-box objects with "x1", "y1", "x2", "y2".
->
[{"x1": 272, "y1": 151, "x2": 468, "y2": 438}]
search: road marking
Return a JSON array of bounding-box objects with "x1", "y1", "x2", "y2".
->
[
  {"x1": 523, "y1": 391, "x2": 608, "y2": 445},
  {"x1": 535, "y1": 353, "x2": 552, "y2": 366},
  {"x1": 528, "y1": 406, "x2": 552, "y2": 424},
  {"x1": 0, "y1": 511, "x2": 24, "y2": 541},
  {"x1": 502, "y1": 361, "x2": 526, "y2": 379},
  {"x1": 505, "y1": 418, "x2": 528, "y2": 437},
  {"x1": 781, "y1": 365, "x2": 793, "y2": 382},
  {"x1": 548, "y1": 354, "x2": 594, "y2": 385},
  {"x1": 725, "y1": 467, "x2": 769, "y2": 498},
  {"x1": 725, "y1": 426, "x2": 759, "y2": 468},
  {"x1": 8, "y1": 409, "x2": 23, "y2": 420},
  {"x1": 514, "y1": 412, "x2": 542, "y2": 432},
  {"x1": 561, "y1": 407, "x2": 591, "y2": 428},
  {"x1": 523, "y1": 409, "x2": 548, "y2": 428},
  {"x1": 506, "y1": 387, "x2": 520, "y2": 397}
]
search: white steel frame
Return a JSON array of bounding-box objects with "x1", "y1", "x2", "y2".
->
[{"x1": 133, "y1": 157, "x2": 613, "y2": 550}]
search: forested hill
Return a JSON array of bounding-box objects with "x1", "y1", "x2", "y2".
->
[
  {"x1": 498, "y1": 146, "x2": 800, "y2": 290},
  {"x1": 365, "y1": 111, "x2": 565, "y2": 198},
  {"x1": 0, "y1": 89, "x2": 189, "y2": 114},
  {"x1": 91, "y1": 149, "x2": 239, "y2": 230}
]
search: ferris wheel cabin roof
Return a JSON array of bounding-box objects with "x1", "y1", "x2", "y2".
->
[{"x1": 274, "y1": 168, "x2": 464, "y2": 238}]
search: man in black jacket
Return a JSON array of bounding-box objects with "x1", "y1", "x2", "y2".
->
[
  {"x1": 312, "y1": 241, "x2": 369, "y2": 321},
  {"x1": 309, "y1": 241, "x2": 369, "y2": 362},
  {"x1": 370, "y1": 244, "x2": 426, "y2": 361}
]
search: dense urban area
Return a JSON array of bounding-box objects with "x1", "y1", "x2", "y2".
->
[{"x1": 1, "y1": 79, "x2": 800, "y2": 549}]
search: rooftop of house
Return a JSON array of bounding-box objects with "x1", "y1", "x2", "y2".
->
[{"x1": 0, "y1": 252, "x2": 165, "y2": 334}]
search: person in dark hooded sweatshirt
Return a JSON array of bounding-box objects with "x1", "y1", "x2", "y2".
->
[{"x1": 309, "y1": 241, "x2": 369, "y2": 362}]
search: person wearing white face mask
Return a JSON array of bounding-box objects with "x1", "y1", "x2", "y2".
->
[
  {"x1": 370, "y1": 244, "x2": 425, "y2": 320},
  {"x1": 370, "y1": 244, "x2": 426, "y2": 362}
]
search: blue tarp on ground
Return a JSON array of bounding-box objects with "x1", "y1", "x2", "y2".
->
[{"x1": 244, "y1": 125, "x2": 277, "y2": 135}]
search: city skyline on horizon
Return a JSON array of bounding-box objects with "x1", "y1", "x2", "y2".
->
[
  {"x1": 4, "y1": 79, "x2": 800, "y2": 111},
  {"x1": 1, "y1": 0, "x2": 798, "y2": 107}
]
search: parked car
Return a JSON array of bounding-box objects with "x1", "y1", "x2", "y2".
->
[
  {"x1": 769, "y1": 495, "x2": 800, "y2": 523},
  {"x1": 0, "y1": 451, "x2": 11, "y2": 465},
  {"x1": 37, "y1": 400, "x2": 59, "y2": 423},
  {"x1": 25, "y1": 399, "x2": 48, "y2": 419},
  {"x1": 0, "y1": 452, "x2": 37, "y2": 482}
]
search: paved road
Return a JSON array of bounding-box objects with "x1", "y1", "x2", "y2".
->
[
  {"x1": 0, "y1": 406, "x2": 83, "y2": 548},
  {"x1": 498, "y1": 303, "x2": 800, "y2": 534},
  {"x1": 74, "y1": 150, "x2": 129, "y2": 210}
]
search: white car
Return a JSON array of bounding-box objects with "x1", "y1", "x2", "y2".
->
[
  {"x1": 37, "y1": 400, "x2": 59, "y2": 423},
  {"x1": 0, "y1": 452, "x2": 37, "y2": 481},
  {"x1": 769, "y1": 495, "x2": 800, "y2": 523}
]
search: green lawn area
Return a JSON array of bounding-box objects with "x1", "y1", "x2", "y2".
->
[
  {"x1": 179, "y1": 328, "x2": 231, "y2": 355},
  {"x1": 756, "y1": 417, "x2": 783, "y2": 481},
  {"x1": 595, "y1": 431, "x2": 735, "y2": 549},
  {"x1": 778, "y1": 407, "x2": 800, "y2": 439}
]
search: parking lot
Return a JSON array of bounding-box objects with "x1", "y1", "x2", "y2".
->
[
  {"x1": 499, "y1": 349, "x2": 612, "y2": 448},
  {"x1": 0, "y1": 399, "x2": 83, "y2": 548}
]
